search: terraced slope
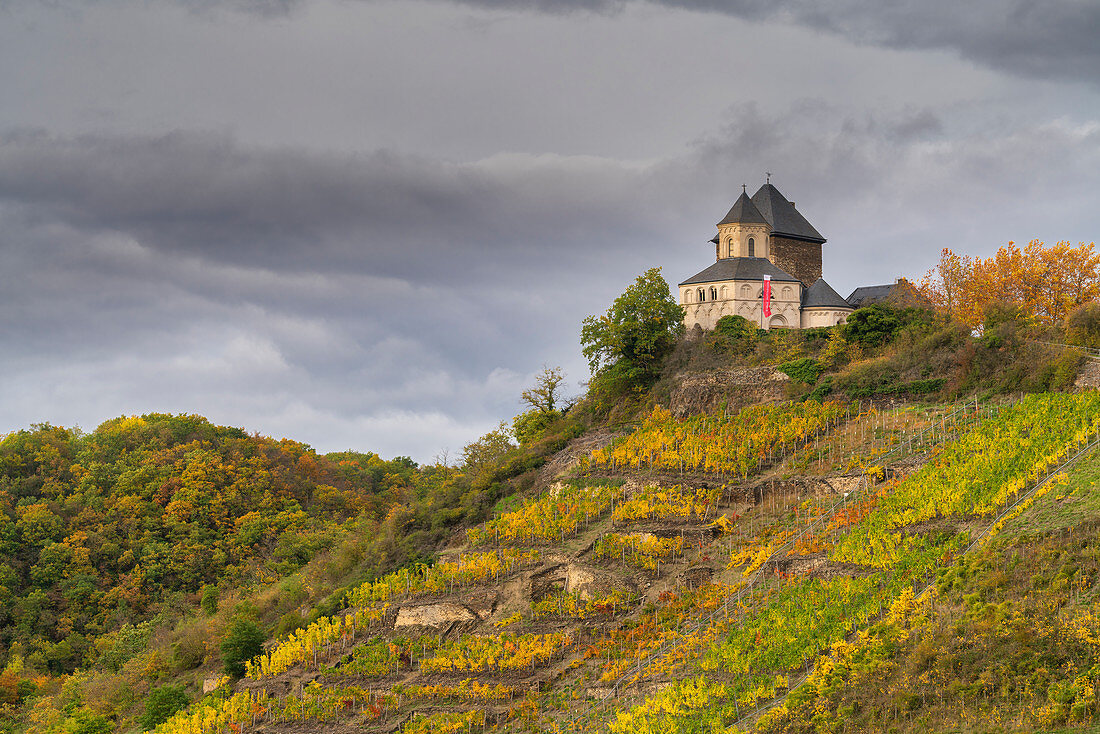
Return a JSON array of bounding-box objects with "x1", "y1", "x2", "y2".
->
[{"x1": 151, "y1": 394, "x2": 1100, "y2": 734}]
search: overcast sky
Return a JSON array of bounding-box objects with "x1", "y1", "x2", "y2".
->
[{"x1": 1, "y1": 0, "x2": 1098, "y2": 462}]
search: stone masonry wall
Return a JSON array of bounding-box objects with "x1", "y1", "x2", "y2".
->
[
  {"x1": 669, "y1": 366, "x2": 790, "y2": 418},
  {"x1": 770, "y1": 236, "x2": 822, "y2": 285}
]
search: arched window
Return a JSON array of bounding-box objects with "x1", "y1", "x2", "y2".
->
[
  {"x1": 720, "y1": 286, "x2": 729, "y2": 300},
  {"x1": 710, "y1": 286, "x2": 718, "y2": 301},
  {"x1": 782, "y1": 286, "x2": 792, "y2": 299},
  {"x1": 727, "y1": 238, "x2": 735, "y2": 258},
  {"x1": 697, "y1": 288, "x2": 706, "y2": 302},
  {"x1": 748, "y1": 237, "x2": 755, "y2": 257},
  {"x1": 740, "y1": 284, "x2": 752, "y2": 298},
  {"x1": 683, "y1": 290, "x2": 692, "y2": 304}
]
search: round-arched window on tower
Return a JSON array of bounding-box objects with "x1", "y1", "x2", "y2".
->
[
  {"x1": 710, "y1": 286, "x2": 718, "y2": 301},
  {"x1": 697, "y1": 287, "x2": 706, "y2": 302},
  {"x1": 748, "y1": 237, "x2": 755, "y2": 257},
  {"x1": 727, "y1": 238, "x2": 735, "y2": 258}
]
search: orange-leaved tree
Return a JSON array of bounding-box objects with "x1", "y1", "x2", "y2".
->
[{"x1": 918, "y1": 240, "x2": 1100, "y2": 328}]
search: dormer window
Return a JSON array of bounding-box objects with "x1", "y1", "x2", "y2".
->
[{"x1": 748, "y1": 237, "x2": 755, "y2": 257}]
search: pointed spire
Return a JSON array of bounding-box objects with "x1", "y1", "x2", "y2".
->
[
  {"x1": 750, "y1": 182, "x2": 825, "y2": 242},
  {"x1": 718, "y1": 190, "x2": 769, "y2": 226}
]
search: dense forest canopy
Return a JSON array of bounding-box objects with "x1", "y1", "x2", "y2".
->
[{"x1": 0, "y1": 413, "x2": 417, "y2": 676}]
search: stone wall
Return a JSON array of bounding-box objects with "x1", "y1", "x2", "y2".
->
[
  {"x1": 669, "y1": 366, "x2": 790, "y2": 418},
  {"x1": 770, "y1": 236, "x2": 821, "y2": 285}
]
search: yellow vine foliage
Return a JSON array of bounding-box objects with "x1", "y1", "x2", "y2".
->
[{"x1": 588, "y1": 401, "x2": 848, "y2": 477}]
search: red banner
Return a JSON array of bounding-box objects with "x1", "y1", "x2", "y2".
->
[{"x1": 762, "y1": 275, "x2": 772, "y2": 317}]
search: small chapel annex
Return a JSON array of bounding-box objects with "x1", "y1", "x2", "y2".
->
[{"x1": 679, "y1": 181, "x2": 853, "y2": 331}]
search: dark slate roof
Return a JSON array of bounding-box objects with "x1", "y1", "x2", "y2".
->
[
  {"x1": 680, "y1": 257, "x2": 801, "y2": 286},
  {"x1": 751, "y1": 183, "x2": 825, "y2": 243},
  {"x1": 846, "y1": 284, "x2": 895, "y2": 308},
  {"x1": 802, "y1": 278, "x2": 854, "y2": 309},
  {"x1": 847, "y1": 281, "x2": 932, "y2": 309},
  {"x1": 718, "y1": 191, "x2": 770, "y2": 226}
]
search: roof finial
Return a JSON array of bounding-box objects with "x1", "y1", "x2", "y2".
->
[
  {"x1": 765, "y1": 171, "x2": 771, "y2": 184},
  {"x1": 741, "y1": 183, "x2": 747, "y2": 193}
]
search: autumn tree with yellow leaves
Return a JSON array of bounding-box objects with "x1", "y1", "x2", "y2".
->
[{"x1": 918, "y1": 240, "x2": 1100, "y2": 328}]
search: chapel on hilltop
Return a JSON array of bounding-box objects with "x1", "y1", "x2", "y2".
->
[{"x1": 679, "y1": 180, "x2": 854, "y2": 331}]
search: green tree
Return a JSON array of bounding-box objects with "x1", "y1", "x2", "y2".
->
[
  {"x1": 140, "y1": 685, "x2": 190, "y2": 730},
  {"x1": 62, "y1": 710, "x2": 112, "y2": 734},
  {"x1": 513, "y1": 366, "x2": 569, "y2": 446},
  {"x1": 461, "y1": 424, "x2": 516, "y2": 482},
  {"x1": 200, "y1": 584, "x2": 219, "y2": 615},
  {"x1": 520, "y1": 366, "x2": 566, "y2": 413},
  {"x1": 580, "y1": 267, "x2": 684, "y2": 384},
  {"x1": 220, "y1": 619, "x2": 265, "y2": 677},
  {"x1": 843, "y1": 303, "x2": 904, "y2": 346}
]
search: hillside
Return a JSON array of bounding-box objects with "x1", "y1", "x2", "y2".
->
[
  {"x1": 6, "y1": 294, "x2": 1100, "y2": 734},
  {"x1": 0, "y1": 415, "x2": 486, "y2": 733},
  {"x1": 134, "y1": 388, "x2": 1100, "y2": 734}
]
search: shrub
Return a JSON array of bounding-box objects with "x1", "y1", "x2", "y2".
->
[
  {"x1": 200, "y1": 585, "x2": 219, "y2": 616},
  {"x1": 1065, "y1": 302, "x2": 1100, "y2": 349},
  {"x1": 96, "y1": 622, "x2": 151, "y2": 672},
  {"x1": 715, "y1": 315, "x2": 754, "y2": 340},
  {"x1": 843, "y1": 304, "x2": 903, "y2": 346},
  {"x1": 140, "y1": 685, "x2": 189, "y2": 730},
  {"x1": 171, "y1": 623, "x2": 208, "y2": 673},
  {"x1": 512, "y1": 409, "x2": 560, "y2": 446},
  {"x1": 845, "y1": 304, "x2": 938, "y2": 346},
  {"x1": 220, "y1": 619, "x2": 265, "y2": 677},
  {"x1": 274, "y1": 610, "x2": 305, "y2": 638},
  {"x1": 833, "y1": 359, "x2": 899, "y2": 398},
  {"x1": 61, "y1": 710, "x2": 112, "y2": 734},
  {"x1": 778, "y1": 358, "x2": 822, "y2": 385}
]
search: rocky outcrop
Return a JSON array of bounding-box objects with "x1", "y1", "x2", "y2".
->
[
  {"x1": 530, "y1": 562, "x2": 636, "y2": 603},
  {"x1": 669, "y1": 366, "x2": 790, "y2": 418},
  {"x1": 394, "y1": 602, "x2": 477, "y2": 628},
  {"x1": 1075, "y1": 359, "x2": 1100, "y2": 390}
]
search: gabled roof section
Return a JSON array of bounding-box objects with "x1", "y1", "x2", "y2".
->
[
  {"x1": 802, "y1": 278, "x2": 854, "y2": 310},
  {"x1": 680, "y1": 257, "x2": 800, "y2": 286},
  {"x1": 846, "y1": 284, "x2": 895, "y2": 308},
  {"x1": 847, "y1": 281, "x2": 932, "y2": 309},
  {"x1": 718, "y1": 191, "x2": 769, "y2": 226},
  {"x1": 751, "y1": 183, "x2": 825, "y2": 243}
]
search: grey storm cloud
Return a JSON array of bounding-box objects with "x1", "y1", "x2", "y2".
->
[
  {"x1": 3, "y1": 101, "x2": 1099, "y2": 459},
  {"x1": 450, "y1": 0, "x2": 1100, "y2": 85},
  {"x1": 98, "y1": 0, "x2": 1100, "y2": 86},
  {"x1": 0, "y1": 130, "x2": 659, "y2": 282},
  {"x1": 5, "y1": 0, "x2": 1095, "y2": 87},
  {"x1": 2, "y1": 102, "x2": 1098, "y2": 300}
]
